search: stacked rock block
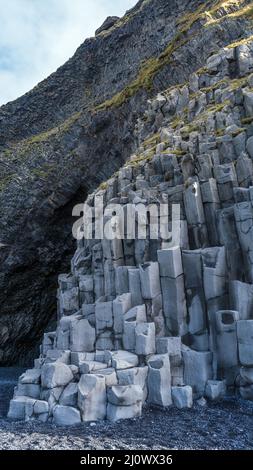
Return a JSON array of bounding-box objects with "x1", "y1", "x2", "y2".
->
[{"x1": 8, "y1": 39, "x2": 253, "y2": 424}]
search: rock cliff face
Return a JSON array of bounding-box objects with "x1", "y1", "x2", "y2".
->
[
  {"x1": 1, "y1": 0, "x2": 253, "y2": 365},
  {"x1": 8, "y1": 24, "x2": 253, "y2": 423}
]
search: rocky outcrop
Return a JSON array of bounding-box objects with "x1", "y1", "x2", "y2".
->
[
  {"x1": 95, "y1": 17, "x2": 120, "y2": 36},
  {"x1": 8, "y1": 34, "x2": 253, "y2": 423},
  {"x1": 0, "y1": 1, "x2": 253, "y2": 365}
]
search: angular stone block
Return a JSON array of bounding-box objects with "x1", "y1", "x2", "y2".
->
[
  {"x1": 107, "y1": 385, "x2": 143, "y2": 406},
  {"x1": 237, "y1": 320, "x2": 253, "y2": 366},
  {"x1": 78, "y1": 374, "x2": 106, "y2": 422},
  {"x1": 45, "y1": 349, "x2": 70, "y2": 365},
  {"x1": 70, "y1": 352, "x2": 95, "y2": 367},
  {"x1": 70, "y1": 318, "x2": 95, "y2": 353},
  {"x1": 135, "y1": 322, "x2": 156, "y2": 356},
  {"x1": 123, "y1": 321, "x2": 136, "y2": 352},
  {"x1": 41, "y1": 363, "x2": 73, "y2": 389},
  {"x1": 113, "y1": 293, "x2": 132, "y2": 335},
  {"x1": 128, "y1": 268, "x2": 143, "y2": 306},
  {"x1": 96, "y1": 332, "x2": 114, "y2": 351},
  {"x1": 117, "y1": 366, "x2": 148, "y2": 389},
  {"x1": 161, "y1": 275, "x2": 187, "y2": 336},
  {"x1": 115, "y1": 266, "x2": 129, "y2": 295},
  {"x1": 53, "y1": 405, "x2": 81, "y2": 426},
  {"x1": 182, "y1": 249, "x2": 203, "y2": 289},
  {"x1": 124, "y1": 305, "x2": 147, "y2": 323},
  {"x1": 184, "y1": 182, "x2": 205, "y2": 225},
  {"x1": 182, "y1": 347, "x2": 213, "y2": 397},
  {"x1": 15, "y1": 383, "x2": 40, "y2": 399},
  {"x1": 41, "y1": 332, "x2": 55, "y2": 356},
  {"x1": 240, "y1": 366, "x2": 253, "y2": 384},
  {"x1": 201, "y1": 179, "x2": 219, "y2": 204},
  {"x1": 202, "y1": 247, "x2": 227, "y2": 301},
  {"x1": 172, "y1": 386, "x2": 193, "y2": 409},
  {"x1": 215, "y1": 310, "x2": 239, "y2": 370},
  {"x1": 107, "y1": 402, "x2": 142, "y2": 422},
  {"x1": 20, "y1": 369, "x2": 41, "y2": 385},
  {"x1": 79, "y1": 361, "x2": 108, "y2": 374},
  {"x1": 205, "y1": 380, "x2": 226, "y2": 402},
  {"x1": 230, "y1": 281, "x2": 253, "y2": 320},
  {"x1": 59, "y1": 287, "x2": 79, "y2": 315},
  {"x1": 105, "y1": 350, "x2": 139, "y2": 370},
  {"x1": 139, "y1": 262, "x2": 161, "y2": 300},
  {"x1": 33, "y1": 400, "x2": 49, "y2": 415},
  {"x1": 56, "y1": 327, "x2": 70, "y2": 350},
  {"x1": 8, "y1": 397, "x2": 36, "y2": 421},
  {"x1": 91, "y1": 368, "x2": 118, "y2": 386},
  {"x1": 157, "y1": 247, "x2": 183, "y2": 278},
  {"x1": 171, "y1": 364, "x2": 184, "y2": 386},
  {"x1": 156, "y1": 337, "x2": 181, "y2": 366},
  {"x1": 59, "y1": 383, "x2": 78, "y2": 407},
  {"x1": 95, "y1": 300, "x2": 113, "y2": 334},
  {"x1": 147, "y1": 354, "x2": 172, "y2": 407}
]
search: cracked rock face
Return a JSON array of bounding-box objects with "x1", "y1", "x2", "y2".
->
[{"x1": 8, "y1": 25, "x2": 253, "y2": 423}]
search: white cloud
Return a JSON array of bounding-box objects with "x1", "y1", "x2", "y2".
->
[{"x1": 0, "y1": 0, "x2": 137, "y2": 105}]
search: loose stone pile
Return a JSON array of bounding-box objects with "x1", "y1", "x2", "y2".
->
[{"x1": 8, "y1": 38, "x2": 253, "y2": 424}]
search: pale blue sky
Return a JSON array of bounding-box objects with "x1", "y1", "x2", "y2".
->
[{"x1": 0, "y1": 0, "x2": 137, "y2": 105}]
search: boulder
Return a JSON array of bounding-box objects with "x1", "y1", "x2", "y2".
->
[
  {"x1": 53, "y1": 405, "x2": 81, "y2": 426},
  {"x1": 78, "y1": 374, "x2": 106, "y2": 421},
  {"x1": 79, "y1": 361, "x2": 108, "y2": 374},
  {"x1": 41, "y1": 363, "x2": 73, "y2": 389},
  {"x1": 70, "y1": 352, "x2": 95, "y2": 367},
  {"x1": 15, "y1": 383, "x2": 40, "y2": 399},
  {"x1": 91, "y1": 368, "x2": 118, "y2": 386},
  {"x1": 107, "y1": 402, "x2": 142, "y2": 422},
  {"x1": 117, "y1": 367, "x2": 148, "y2": 402},
  {"x1": 33, "y1": 400, "x2": 49, "y2": 415},
  {"x1": 106, "y1": 350, "x2": 139, "y2": 370},
  {"x1": 20, "y1": 369, "x2": 41, "y2": 385},
  {"x1": 8, "y1": 397, "x2": 35, "y2": 420},
  {"x1": 45, "y1": 349, "x2": 70, "y2": 364},
  {"x1": 205, "y1": 380, "x2": 226, "y2": 402},
  {"x1": 107, "y1": 385, "x2": 143, "y2": 406},
  {"x1": 59, "y1": 383, "x2": 78, "y2": 407},
  {"x1": 172, "y1": 386, "x2": 193, "y2": 409}
]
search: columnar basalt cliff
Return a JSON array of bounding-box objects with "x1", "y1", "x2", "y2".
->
[
  {"x1": 8, "y1": 28, "x2": 253, "y2": 423},
  {"x1": 0, "y1": 1, "x2": 252, "y2": 366}
]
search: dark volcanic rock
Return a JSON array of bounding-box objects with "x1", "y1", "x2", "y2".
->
[
  {"x1": 0, "y1": 0, "x2": 253, "y2": 364},
  {"x1": 95, "y1": 16, "x2": 120, "y2": 36}
]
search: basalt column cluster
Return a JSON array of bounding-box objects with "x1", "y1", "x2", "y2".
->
[{"x1": 8, "y1": 38, "x2": 253, "y2": 425}]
